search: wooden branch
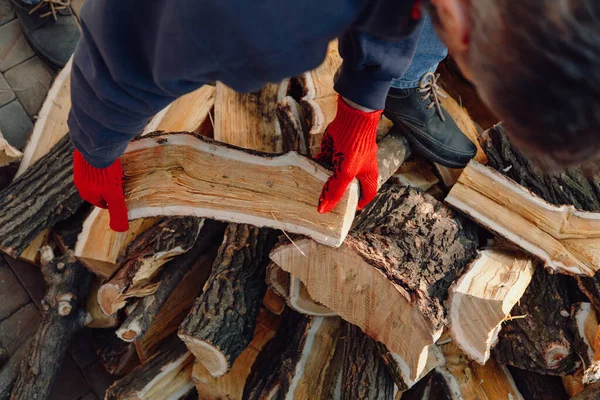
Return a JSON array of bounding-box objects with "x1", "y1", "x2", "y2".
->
[
  {"x1": 105, "y1": 339, "x2": 195, "y2": 400},
  {"x1": 0, "y1": 135, "x2": 82, "y2": 258},
  {"x1": 494, "y1": 266, "x2": 580, "y2": 375},
  {"x1": 243, "y1": 311, "x2": 344, "y2": 400},
  {"x1": 11, "y1": 248, "x2": 93, "y2": 400},
  {"x1": 97, "y1": 217, "x2": 204, "y2": 316},
  {"x1": 0, "y1": 132, "x2": 22, "y2": 190},
  {"x1": 193, "y1": 308, "x2": 281, "y2": 400},
  {"x1": 342, "y1": 324, "x2": 394, "y2": 400},
  {"x1": 116, "y1": 220, "x2": 224, "y2": 344},
  {"x1": 178, "y1": 224, "x2": 277, "y2": 377},
  {"x1": 448, "y1": 249, "x2": 535, "y2": 364},
  {"x1": 271, "y1": 184, "x2": 477, "y2": 389}
]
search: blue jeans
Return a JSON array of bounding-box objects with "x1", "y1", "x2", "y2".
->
[
  {"x1": 21, "y1": 0, "x2": 41, "y2": 4},
  {"x1": 391, "y1": 17, "x2": 448, "y2": 89}
]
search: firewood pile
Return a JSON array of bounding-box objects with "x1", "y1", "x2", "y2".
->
[{"x1": 1, "y1": 42, "x2": 600, "y2": 400}]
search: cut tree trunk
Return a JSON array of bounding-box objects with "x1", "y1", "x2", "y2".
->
[
  {"x1": 0, "y1": 135, "x2": 82, "y2": 258},
  {"x1": 97, "y1": 217, "x2": 204, "y2": 316},
  {"x1": 0, "y1": 132, "x2": 22, "y2": 190},
  {"x1": 178, "y1": 224, "x2": 278, "y2": 377},
  {"x1": 342, "y1": 323, "x2": 394, "y2": 400},
  {"x1": 494, "y1": 266, "x2": 580, "y2": 375},
  {"x1": 85, "y1": 277, "x2": 119, "y2": 329},
  {"x1": 193, "y1": 307, "x2": 281, "y2": 400},
  {"x1": 243, "y1": 311, "x2": 344, "y2": 400},
  {"x1": 270, "y1": 185, "x2": 478, "y2": 388},
  {"x1": 448, "y1": 249, "x2": 535, "y2": 364},
  {"x1": 10, "y1": 248, "x2": 93, "y2": 400},
  {"x1": 116, "y1": 220, "x2": 224, "y2": 344},
  {"x1": 105, "y1": 339, "x2": 195, "y2": 400},
  {"x1": 120, "y1": 132, "x2": 359, "y2": 247}
]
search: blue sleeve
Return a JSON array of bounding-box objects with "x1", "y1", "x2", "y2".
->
[
  {"x1": 68, "y1": 0, "x2": 363, "y2": 168},
  {"x1": 335, "y1": 1, "x2": 425, "y2": 110}
]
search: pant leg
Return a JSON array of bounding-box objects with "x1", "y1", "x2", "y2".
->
[
  {"x1": 390, "y1": 17, "x2": 448, "y2": 89},
  {"x1": 19, "y1": 0, "x2": 42, "y2": 4}
]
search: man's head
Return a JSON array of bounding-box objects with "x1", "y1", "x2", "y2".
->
[{"x1": 427, "y1": 0, "x2": 600, "y2": 168}]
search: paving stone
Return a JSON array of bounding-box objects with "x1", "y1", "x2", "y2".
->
[
  {"x1": 4, "y1": 254, "x2": 46, "y2": 308},
  {"x1": 0, "y1": 302, "x2": 39, "y2": 355},
  {"x1": 5, "y1": 56, "x2": 53, "y2": 117},
  {"x1": 0, "y1": 19, "x2": 34, "y2": 72},
  {"x1": 0, "y1": 73, "x2": 15, "y2": 107},
  {"x1": 49, "y1": 355, "x2": 92, "y2": 400},
  {"x1": 84, "y1": 361, "x2": 117, "y2": 399},
  {"x1": 0, "y1": 257, "x2": 30, "y2": 322},
  {"x1": 69, "y1": 329, "x2": 97, "y2": 370},
  {"x1": 0, "y1": 0, "x2": 15, "y2": 27},
  {"x1": 0, "y1": 100, "x2": 32, "y2": 150}
]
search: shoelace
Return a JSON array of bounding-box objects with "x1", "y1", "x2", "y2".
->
[
  {"x1": 416, "y1": 72, "x2": 448, "y2": 121},
  {"x1": 29, "y1": 0, "x2": 71, "y2": 20}
]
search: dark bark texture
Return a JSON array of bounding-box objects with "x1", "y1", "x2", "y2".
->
[
  {"x1": 276, "y1": 97, "x2": 308, "y2": 155},
  {"x1": 494, "y1": 266, "x2": 580, "y2": 375},
  {"x1": 10, "y1": 252, "x2": 93, "y2": 400},
  {"x1": 178, "y1": 223, "x2": 278, "y2": 373},
  {"x1": 0, "y1": 341, "x2": 30, "y2": 400},
  {"x1": 349, "y1": 184, "x2": 479, "y2": 332},
  {"x1": 400, "y1": 370, "x2": 454, "y2": 400},
  {"x1": 507, "y1": 365, "x2": 570, "y2": 400},
  {"x1": 94, "y1": 329, "x2": 140, "y2": 376},
  {"x1": 0, "y1": 135, "x2": 82, "y2": 257},
  {"x1": 118, "y1": 220, "x2": 225, "y2": 342},
  {"x1": 341, "y1": 324, "x2": 394, "y2": 400},
  {"x1": 53, "y1": 203, "x2": 94, "y2": 251}
]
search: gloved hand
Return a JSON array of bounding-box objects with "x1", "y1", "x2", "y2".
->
[
  {"x1": 73, "y1": 150, "x2": 129, "y2": 232},
  {"x1": 315, "y1": 96, "x2": 382, "y2": 214}
]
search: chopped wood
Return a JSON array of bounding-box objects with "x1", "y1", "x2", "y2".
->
[
  {"x1": 120, "y1": 132, "x2": 360, "y2": 247},
  {"x1": 97, "y1": 217, "x2": 204, "y2": 316},
  {"x1": 214, "y1": 83, "x2": 284, "y2": 153},
  {"x1": 116, "y1": 220, "x2": 224, "y2": 345},
  {"x1": 571, "y1": 383, "x2": 600, "y2": 400},
  {"x1": 95, "y1": 329, "x2": 140, "y2": 376},
  {"x1": 507, "y1": 366, "x2": 570, "y2": 400},
  {"x1": 276, "y1": 96, "x2": 308, "y2": 154},
  {"x1": 271, "y1": 185, "x2": 478, "y2": 388},
  {"x1": 494, "y1": 266, "x2": 580, "y2": 375},
  {"x1": 446, "y1": 161, "x2": 600, "y2": 276},
  {"x1": 15, "y1": 57, "x2": 72, "y2": 179},
  {"x1": 143, "y1": 85, "x2": 216, "y2": 136},
  {"x1": 0, "y1": 135, "x2": 82, "y2": 258},
  {"x1": 448, "y1": 249, "x2": 535, "y2": 364},
  {"x1": 262, "y1": 288, "x2": 286, "y2": 316},
  {"x1": 105, "y1": 339, "x2": 195, "y2": 400},
  {"x1": 569, "y1": 303, "x2": 599, "y2": 374},
  {"x1": 53, "y1": 203, "x2": 94, "y2": 252},
  {"x1": 0, "y1": 131, "x2": 22, "y2": 190},
  {"x1": 178, "y1": 224, "x2": 278, "y2": 377},
  {"x1": 0, "y1": 340, "x2": 30, "y2": 400},
  {"x1": 18, "y1": 229, "x2": 49, "y2": 265},
  {"x1": 86, "y1": 277, "x2": 119, "y2": 329},
  {"x1": 394, "y1": 157, "x2": 439, "y2": 191},
  {"x1": 563, "y1": 369, "x2": 586, "y2": 398},
  {"x1": 10, "y1": 248, "x2": 93, "y2": 400},
  {"x1": 342, "y1": 324, "x2": 394, "y2": 400},
  {"x1": 193, "y1": 308, "x2": 281, "y2": 400},
  {"x1": 243, "y1": 311, "x2": 344, "y2": 400}
]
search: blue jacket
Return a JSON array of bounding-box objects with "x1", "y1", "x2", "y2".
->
[{"x1": 69, "y1": 0, "x2": 421, "y2": 168}]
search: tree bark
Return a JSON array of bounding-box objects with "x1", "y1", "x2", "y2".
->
[
  {"x1": 0, "y1": 340, "x2": 30, "y2": 400},
  {"x1": 0, "y1": 135, "x2": 82, "y2": 257},
  {"x1": 341, "y1": 324, "x2": 394, "y2": 400},
  {"x1": 178, "y1": 224, "x2": 278, "y2": 377},
  {"x1": 507, "y1": 366, "x2": 570, "y2": 400},
  {"x1": 117, "y1": 220, "x2": 224, "y2": 343},
  {"x1": 10, "y1": 248, "x2": 93, "y2": 400},
  {"x1": 94, "y1": 329, "x2": 140, "y2": 376},
  {"x1": 494, "y1": 266, "x2": 580, "y2": 375}
]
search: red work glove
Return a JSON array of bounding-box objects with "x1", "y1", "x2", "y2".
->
[
  {"x1": 73, "y1": 150, "x2": 129, "y2": 232},
  {"x1": 315, "y1": 96, "x2": 382, "y2": 214}
]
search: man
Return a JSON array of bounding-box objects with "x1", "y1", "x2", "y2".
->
[{"x1": 69, "y1": 0, "x2": 600, "y2": 232}]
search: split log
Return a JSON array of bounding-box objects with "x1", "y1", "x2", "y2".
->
[
  {"x1": 178, "y1": 224, "x2": 278, "y2": 377},
  {"x1": 394, "y1": 157, "x2": 440, "y2": 192},
  {"x1": 276, "y1": 96, "x2": 308, "y2": 154},
  {"x1": 116, "y1": 220, "x2": 224, "y2": 345},
  {"x1": 53, "y1": 203, "x2": 94, "y2": 252},
  {"x1": 193, "y1": 308, "x2": 281, "y2": 400},
  {"x1": 0, "y1": 340, "x2": 30, "y2": 400},
  {"x1": 243, "y1": 311, "x2": 344, "y2": 400},
  {"x1": 448, "y1": 249, "x2": 535, "y2": 364},
  {"x1": 572, "y1": 384, "x2": 600, "y2": 400},
  {"x1": 214, "y1": 83, "x2": 285, "y2": 152},
  {"x1": 494, "y1": 266, "x2": 580, "y2": 375},
  {"x1": 17, "y1": 229, "x2": 49, "y2": 266},
  {"x1": 143, "y1": 85, "x2": 215, "y2": 136},
  {"x1": 105, "y1": 339, "x2": 195, "y2": 400},
  {"x1": 85, "y1": 277, "x2": 119, "y2": 329},
  {"x1": 570, "y1": 303, "x2": 599, "y2": 374},
  {"x1": 10, "y1": 247, "x2": 93, "y2": 400},
  {"x1": 0, "y1": 132, "x2": 22, "y2": 190},
  {"x1": 97, "y1": 217, "x2": 204, "y2": 316},
  {"x1": 270, "y1": 184, "x2": 478, "y2": 387},
  {"x1": 94, "y1": 329, "x2": 140, "y2": 376},
  {"x1": 507, "y1": 366, "x2": 570, "y2": 400},
  {"x1": 262, "y1": 289, "x2": 286, "y2": 315},
  {"x1": 342, "y1": 324, "x2": 394, "y2": 400},
  {"x1": 0, "y1": 135, "x2": 82, "y2": 258}
]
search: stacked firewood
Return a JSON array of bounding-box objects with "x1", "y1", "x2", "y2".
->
[{"x1": 1, "y1": 42, "x2": 600, "y2": 400}]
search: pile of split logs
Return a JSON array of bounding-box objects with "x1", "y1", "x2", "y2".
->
[{"x1": 1, "y1": 42, "x2": 600, "y2": 400}]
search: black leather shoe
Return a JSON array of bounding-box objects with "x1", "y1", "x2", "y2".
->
[
  {"x1": 10, "y1": 0, "x2": 80, "y2": 69},
  {"x1": 384, "y1": 72, "x2": 477, "y2": 168}
]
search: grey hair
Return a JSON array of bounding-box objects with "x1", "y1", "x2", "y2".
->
[{"x1": 468, "y1": 0, "x2": 600, "y2": 167}]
